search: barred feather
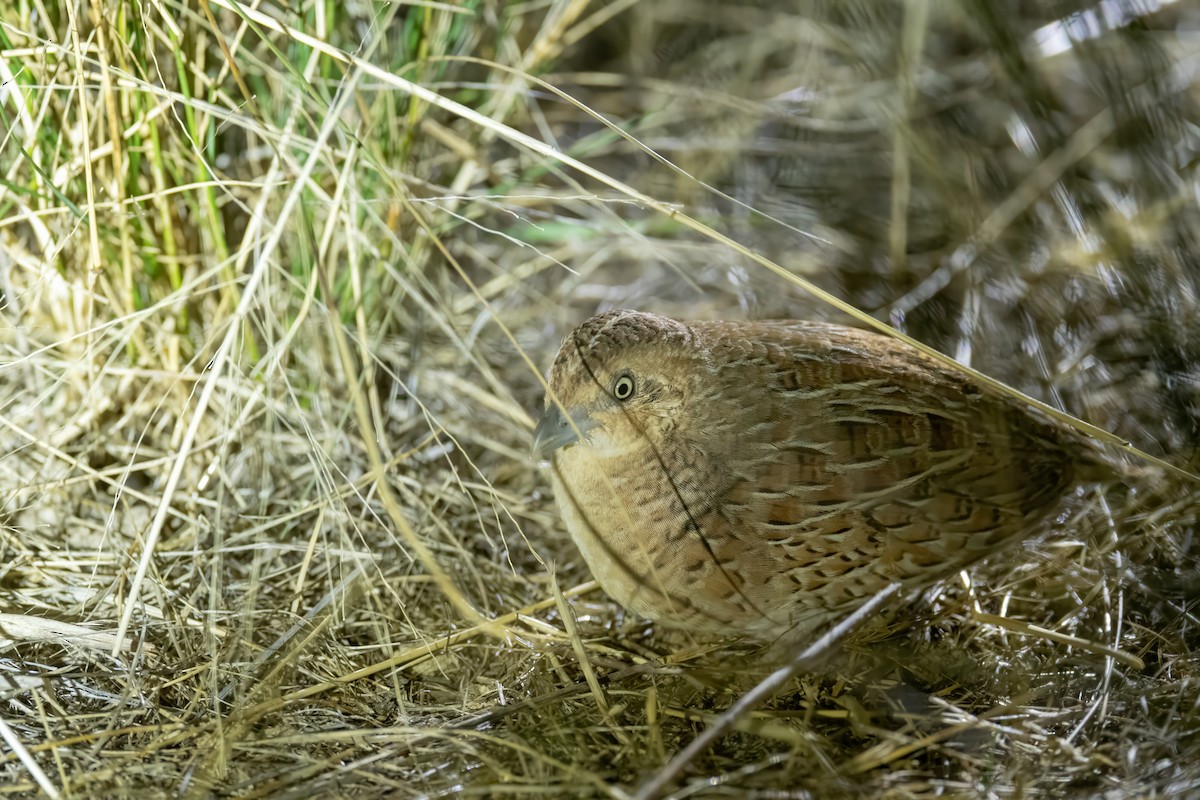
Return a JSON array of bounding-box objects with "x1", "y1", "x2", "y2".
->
[{"x1": 540, "y1": 310, "x2": 1112, "y2": 642}]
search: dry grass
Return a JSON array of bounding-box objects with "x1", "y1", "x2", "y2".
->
[{"x1": 1, "y1": 1, "x2": 1198, "y2": 797}]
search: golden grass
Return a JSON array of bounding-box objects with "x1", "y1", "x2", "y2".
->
[{"x1": 1, "y1": 1, "x2": 1198, "y2": 797}]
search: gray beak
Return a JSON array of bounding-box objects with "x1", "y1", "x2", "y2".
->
[{"x1": 531, "y1": 404, "x2": 593, "y2": 460}]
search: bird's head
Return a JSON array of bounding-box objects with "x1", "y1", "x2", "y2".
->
[{"x1": 532, "y1": 310, "x2": 706, "y2": 461}]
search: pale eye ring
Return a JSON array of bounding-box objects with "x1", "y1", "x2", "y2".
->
[{"x1": 611, "y1": 372, "x2": 636, "y2": 402}]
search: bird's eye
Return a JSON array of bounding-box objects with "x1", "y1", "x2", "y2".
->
[{"x1": 611, "y1": 372, "x2": 636, "y2": 402}]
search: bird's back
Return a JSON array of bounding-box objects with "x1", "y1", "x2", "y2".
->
[{"x1": 681, "y1": 320, "x2": 1089, "y2": 637}]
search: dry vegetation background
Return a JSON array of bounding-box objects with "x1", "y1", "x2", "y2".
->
[{"x1": 1, "y1": 0, "x2": 1199, "y2": 797}]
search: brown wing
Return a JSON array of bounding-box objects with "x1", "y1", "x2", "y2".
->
[{"x1": 690, "y1": 320, "x2": 1077, "y2": 617}]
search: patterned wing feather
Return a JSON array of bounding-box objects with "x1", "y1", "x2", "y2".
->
[{"x1": 692, "y1": 320, "x2": 1078, "y2": 616}]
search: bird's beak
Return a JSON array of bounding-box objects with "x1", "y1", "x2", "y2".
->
[{"x1": 531, "y1": 404, "x2": 593, "y2": 460}]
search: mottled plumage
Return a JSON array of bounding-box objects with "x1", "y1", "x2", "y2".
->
[{"x1": 533, "y1": 310, "x2": 1107, "y2": 643}]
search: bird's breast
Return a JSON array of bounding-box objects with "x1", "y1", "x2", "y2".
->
[{"x1": 549, "y1": 440, "x2": 744, "y2": 629}]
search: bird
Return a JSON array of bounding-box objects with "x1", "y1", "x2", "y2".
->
[{"x1": 532, "y1": 309, "x2": 1115, "y2": 644}]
